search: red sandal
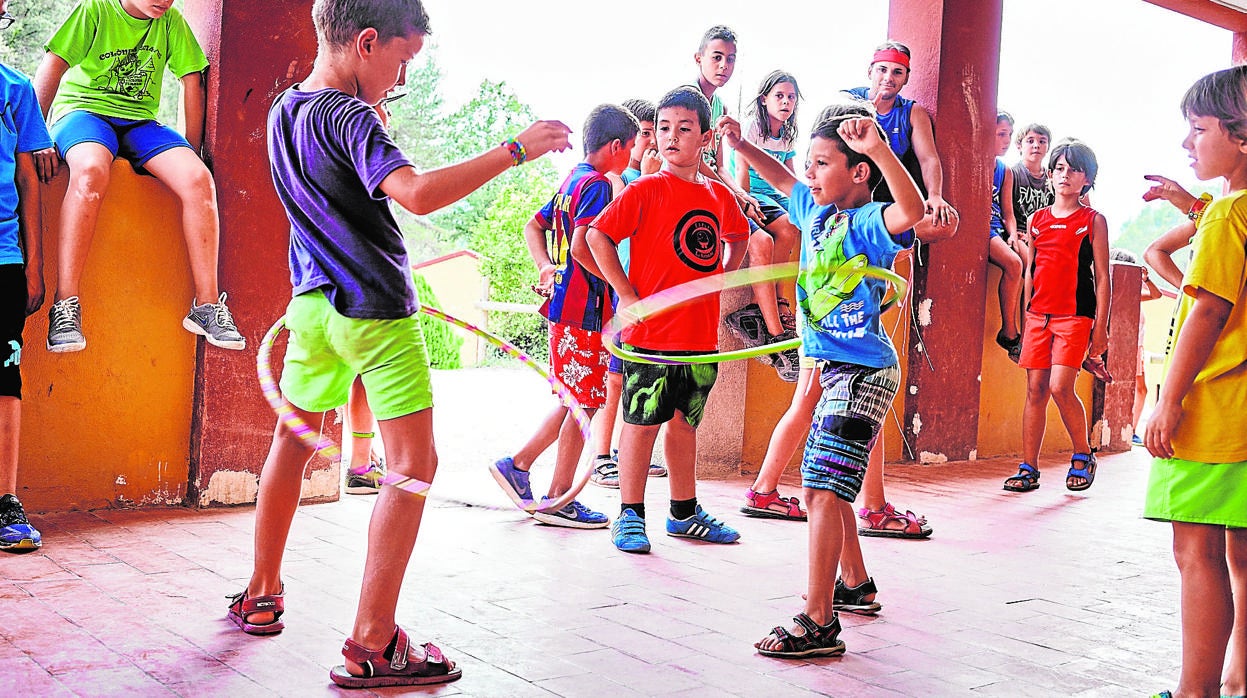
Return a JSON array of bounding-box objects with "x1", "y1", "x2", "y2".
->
[
  {"x1": 226, "y1": 585, "x2": 285, "y2": 635},
  {"x1": 857, "y1": 502, "x2": 932, "y2": 539},
  {"x1": 741, "y1": 488, "x2": 807, "y2": 521},
  {"x1": 329, "y1": 625, "x2": 462, "y2": 688}
]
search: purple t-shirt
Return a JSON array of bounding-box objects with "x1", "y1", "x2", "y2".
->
[{"x1": 267, "y1": 86, "x2": 414, "y2": 319}]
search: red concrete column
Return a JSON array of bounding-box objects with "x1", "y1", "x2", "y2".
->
[
  {"x1": 1091, "y1": 264, "x2": 1142, "y2": 454},
  {"x1": 888, "y1": 0, "x2": 1003, "y2": 461},
  {"x1": 181, "y1": 1, "x2": 339, "y2": 505},
  {"x1": 1234, "y1": 31, "x2": 1247, "y2": 64}
]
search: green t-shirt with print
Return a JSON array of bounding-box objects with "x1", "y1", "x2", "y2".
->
[{"x1": 46, "y1": 0, "x2": 208, "y2": 123}]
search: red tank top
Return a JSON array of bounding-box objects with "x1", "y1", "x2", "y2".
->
[{"x1": 1027, "y1": 205, "x2": 1098, "y2": 318}]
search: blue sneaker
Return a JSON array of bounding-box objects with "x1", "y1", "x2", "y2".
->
[
  {"x1": 533, "y1": 499, "x2": 610, "y2": 529},
  {"x1": 611, "y1": 508, "x2": 650, "y2": 553},
  {"x1": 489, "y1": 457, "x2": 533, "y2": 510},
  {"x1": 0, "y1": 494, "x2": 41, "y2": 552},
  {"x1": 1132, "y1": 434, "x2": 1144, "y2": 447},
  {"x1": 666, "y1": 505, "x2": 740, "y2": 544}
]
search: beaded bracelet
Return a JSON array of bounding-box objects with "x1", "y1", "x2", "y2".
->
[{"x1": 502, "y1": 138, "x2": 527, "y2": 167}]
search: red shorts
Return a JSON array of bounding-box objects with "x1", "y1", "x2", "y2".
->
[
  {"x1": 1019, "y1": 312, "x2": 1093, "y2": 370},
  {"x1": 548, "y1": 321, "x2": 609, "y2": 409}
]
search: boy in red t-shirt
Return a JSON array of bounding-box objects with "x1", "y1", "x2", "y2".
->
[
  {"x1": 1004, "y1": 139, "x2": 1110, "y2": 494},
  {"x1": 587, "y1": 86, "x2": 748, "y2": 554}
]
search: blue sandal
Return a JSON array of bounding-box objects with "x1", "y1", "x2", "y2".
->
[
  {"x1": 1003, "y1": 463, "x2": 1040, "y2": 492},
  {"x1": 1066, "y1": 452, "x2": 1097, "y2": 491}
]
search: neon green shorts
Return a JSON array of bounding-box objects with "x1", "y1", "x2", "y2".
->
[
  {"x1": 1144, "y1": 456, "x2": 1247, "y2": 528},
  {"x1": 279, "y1": 291, "x2": 433, "y2": 421}
]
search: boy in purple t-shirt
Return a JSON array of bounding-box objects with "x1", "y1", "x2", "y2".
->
[{"x1": 229, "y1": 0, "x2": 570, "y2": 688}]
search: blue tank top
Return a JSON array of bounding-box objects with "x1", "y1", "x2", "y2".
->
[
  {"x1": 843, "y1": 87, "x2": 914, "y2": 158},
  {"x1": 990, "y1": 158, "x2": 1006, "y2": 235}
]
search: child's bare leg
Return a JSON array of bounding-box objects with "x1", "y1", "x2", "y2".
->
[
  {"x1": 747, "y1": 231, "x2": 785, "y2": 336},
  {"x1": 345, "y1": 408, "x2": 441, "y2": 673},
  {"x1": 750, "y1": 366, "x2": 819, "y2": 493},
  {"x1": 591, "y1": 372, "x2": 621, "y2": 457},
  {"x1": 769, "y1": 216, "x2": 800, "y2": 306},
  {"x1": 860, "y1": 434, "x2": 886, "y2": 510},
  {"x1": 1049, "y1": 365, "x2": 1091, "y2": 452},
  {"x1": 838, "y1": 495, "x2": 870, "y2": 592},
  {"x1": 245, "y1": 408, "x2": 324, "y2": 621},
  {"x1": 1133, "y1": 373, "x2": 1148, "y2": 435},
  {"x1": 663, "y1": 414, "x2": 698, "y2": 502},
  {"x1": 142, "y1": 148, "x2": 220, "y2": 302},
  {"x1": 987, "y1": 236, "x2": 1022, "y2": 338},
  {"x1": 0, "y1": 398, "x2": 18, "y2": 495},
  {"x1": 1224, "y1": 528, "x2": 1247, "y2": 696},
  {"x1": 618, "y1": 422, "x2": 660, "y2": 506},
  {"x1": 512, "y1": 405, "x2": 566, "y2": 470},
  {"x1": 756, "y1": 488, "x2": 843, "y2": 652},
  {"x1": 55, "y1": 144, "x2": 114, "y2": 301},
  {"x1": 1022, "y1": 368, "x2": 1052, "y2": 466},
  {"x1": 347, "y1": 377, "x2": 377, "y2": 473},
  {"x1": 1171, "y1": 522, "x2": 1233, "y2": 698},
  {"x1": 547, "y1": 407, "x2": 596, "y2": 497}
]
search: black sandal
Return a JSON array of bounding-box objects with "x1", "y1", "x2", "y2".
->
[
  {"x1": 755, "y1": 612, "x2": 846, "y2": 658},
  {"x1": 1003, "y1": 463, "x2": 1040, "y2": 492},
  {"x1": 834, "y1": 577, "x2": 881, "y2": 616}
]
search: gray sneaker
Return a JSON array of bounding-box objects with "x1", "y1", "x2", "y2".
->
[
  {"x1": 723, "y1": 303, "x2": 767, "y2": 347},
  {"x1": 768, "y1": 329, "x2": 801, "y2": 383},
  {"x1": 47, "y1": 297, "x2": 86, "y2": 353},
  {"x1": 183, "y1": 293, "x2": 245, "y2": 350}
]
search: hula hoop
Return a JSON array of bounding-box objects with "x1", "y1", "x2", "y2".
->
[
  {"x1": 256, "y1": 306, "x2": 595, "y2": 514},
  {"x1": 602, "y1": 261, "x2": 908, "y2": 365}
]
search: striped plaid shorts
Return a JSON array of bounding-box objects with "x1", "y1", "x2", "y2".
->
[{"x1": 801, "y1": 361, "x2": 901, "y2": 501}]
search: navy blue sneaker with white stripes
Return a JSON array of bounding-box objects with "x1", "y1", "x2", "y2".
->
[
  {"x1": 666, "y1": 505, "x2": 740, "y2": 543},
  {"x1": 612, "y1": 508, "x2": 650, "y2": 553}
]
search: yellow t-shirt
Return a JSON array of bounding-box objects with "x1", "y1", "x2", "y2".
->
[{"x1": 1168, "y1": 190, "x2": 1247, "y2": 462}]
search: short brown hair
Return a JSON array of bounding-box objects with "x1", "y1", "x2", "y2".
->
[{"x1": 312, "y1": 0, "x2": 432, "y2": 47}]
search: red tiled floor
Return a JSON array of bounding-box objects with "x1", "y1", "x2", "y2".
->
[{"x1": 3, "y1": 368, "x2": 1183, "y2": 696}]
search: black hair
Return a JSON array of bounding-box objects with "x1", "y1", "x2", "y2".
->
[
  {"x1": 698, "y1": 25, "x2": 737, "y2": 53},
  {"x1": 811, "y1": 100, "x2": 886, "y2": 190},
  {"x1": 747, "y1": 70, "x2": 801, "y2": 146},
  {"x1": 657, "y1": 86, "x2": 712, "y2": 133},
  {"x1": 1047, "y1": 138, "x2": 1098, "y2": 194},
  {"x1": 583, "y1": 104, "x2": 640, "y2": 154},
  {"x1": 621, "y1": 98, "x2": 656, "y2": 126},
  {"x1": 313, "y1": 0, "x2": 432, "y2": 46},
  {"x1": 1181, "y1": 65, "x2": 1247, "y2": 142}
]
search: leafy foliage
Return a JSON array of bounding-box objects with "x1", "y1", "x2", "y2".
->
[{"x1": 412, "y1": 274, "x2": 463, "y2": 369}]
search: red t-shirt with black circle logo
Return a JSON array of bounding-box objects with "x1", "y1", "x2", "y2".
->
[{"x1": 592, "y1": 170, "x2": 749, "y2": 352}]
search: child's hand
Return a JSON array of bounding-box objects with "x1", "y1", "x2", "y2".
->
[
  {"x1": 532, "y1": 263, "x2": 556, "y2": 297},
  {"x1": 1144, "y1": 397, "x2": 1182, "y2": 459},
  {"x1": 924, "y1": 194, "x2": 958, "y2": 230},
  {"x1": 516, "y1": 121, "x2": 573, "y2": 161},
  {"x1": 838, "y1": 117, "x2": 886, "y2": 156},
  {"x1": 1142, "y1": 175, "x2": 1197, "y2": 212},
  {"x1": 1087, "y1": 334, "x2": 1109, "y2": 361},
  {"x1": 33, "y1": 147, "x2": 59, "y2": 183},
  {"x1": 716, "y1": 115, "x2": 743, "y2": 149},
  {"x1": 736, "y1": 191, "x2": 764, "y2": 224},
  {"x1": 640, "y1": 148, "x2": 662, "y2": 175}
]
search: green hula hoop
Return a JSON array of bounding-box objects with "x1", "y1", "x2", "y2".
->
[{"x1": 603, "y1": 261, "x2": 908, "y2": 366}]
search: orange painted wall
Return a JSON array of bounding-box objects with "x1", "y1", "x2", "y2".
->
[
  {"x1": 20, "y1": 163, "x2": 196, "y2": 511},
  {"x1": 975, "y1": 263, "x2": 1096, "y2": 458}
]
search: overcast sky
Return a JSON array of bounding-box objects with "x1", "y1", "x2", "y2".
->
[{"x1": 419, "y1": 0, "x2": 1228, "y2": 237}]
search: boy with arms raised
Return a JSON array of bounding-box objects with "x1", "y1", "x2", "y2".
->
[
  {"x1": 720, "y1": 102, "x2": 926, "y2": 656},
  {"x1": 587, "y1": 86, "x2": 748, "y2": 554},
  {"x1": 231, "y1": 0, "x2": 570, "y2": 687},
  {"x1": 33, "y1": 0, "x2": 244, "y2": 352},
  {"x1": 490, "y1": 104, "x2": 638, "y2": 527}
]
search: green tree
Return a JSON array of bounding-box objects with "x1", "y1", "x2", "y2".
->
[
  {"x1": 0, "y1": 0, "x2": 75, "y2": 77},
  {"x1": 1113, "y1": 188, "x2": 1212, "y2": 293},
  {"x1": 412, "y1": 274, "x2": 463, "y2": 369}
]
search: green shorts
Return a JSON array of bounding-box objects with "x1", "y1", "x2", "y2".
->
[
  {"x1": 280, "y1": 291, "x2": 433, "y2": 421},
  {"x1": 1144, "y1": 456, "x2": 1247, "y2": 528},
  {"x1": 620, "y1": 346, "x2": 718, "y2": 428}
]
